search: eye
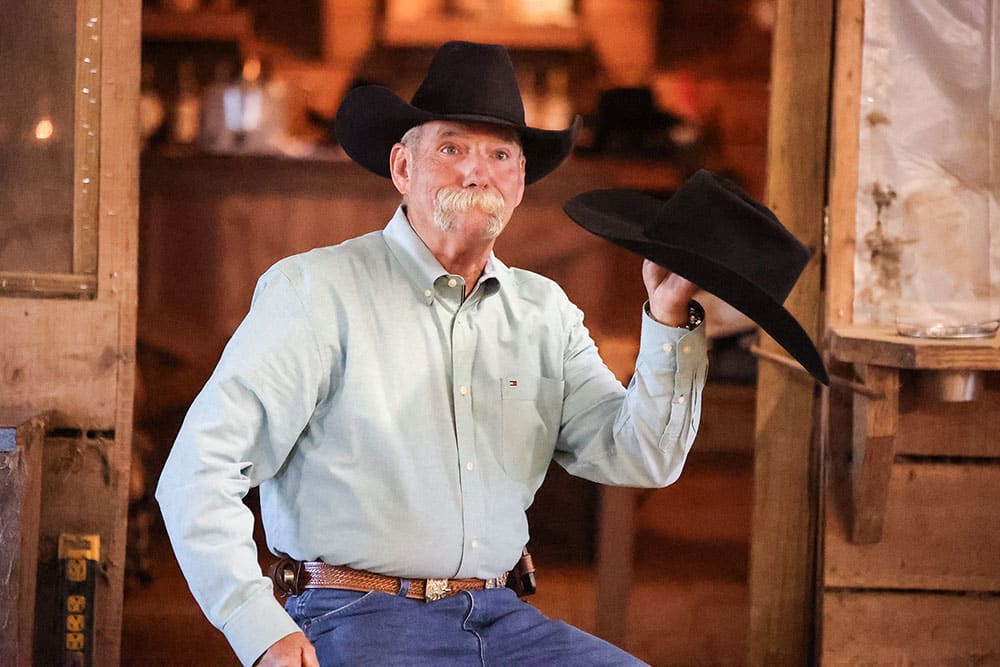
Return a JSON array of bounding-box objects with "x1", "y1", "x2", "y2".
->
[
  {"x1": 494, "y1": 150, "x2": 510, "y2": 161},
  {"x1": 440, "y1": 144, "x2": 459, "y2": 155}
]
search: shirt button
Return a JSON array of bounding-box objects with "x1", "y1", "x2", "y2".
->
[
  {"x1": 675, "y1": 394, "x2": 687, "y2": 404},
  {"x1": 681, "y1": 345, "x2": 692, "y2": 354},
  {"x1": 456, "y1": 315, "x2": 464, "y2": 325},
  {"x1": 424, "y1": 289, "x2": 432, "y2": 298},
  {"x1": 471, "y1": 539, "x2": 480, "y2": 549},
  {"x1": 447, "y1": 278, "x2": 458, "y2": 288},
  {"x1": 459, "y1": 385, "x2": 468, "y2": 396},
  {"x1": 662, "y1": 343, "x2": 673, "y2": 353},
  {"x1": 466, "y1": 461, "x2": 475, "y2": 471}
]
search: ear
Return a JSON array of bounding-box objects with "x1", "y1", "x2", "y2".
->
[{"x1": 389, "y1": 143, "x2": 410, "y2": 195}]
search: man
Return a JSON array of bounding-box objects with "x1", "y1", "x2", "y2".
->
[{"x1": 157, "y1": 41, "x2": 708, "y2": 666}]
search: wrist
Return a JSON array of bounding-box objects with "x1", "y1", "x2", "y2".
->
[{"x1": 649, "y1": 300, "x2": 704, "y2": 330}]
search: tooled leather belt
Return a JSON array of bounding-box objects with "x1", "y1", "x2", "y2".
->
[{"x1": 269, "y1": 559, "x2": 509, "y2": 602}]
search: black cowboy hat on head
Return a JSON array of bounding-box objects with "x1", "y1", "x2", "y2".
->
[
  {"x1": 563, "y1": 169, "x2": 829, "y2": 385},
  {"x1": 335, "y1": 40, "x2": 582, "y2": 185}
]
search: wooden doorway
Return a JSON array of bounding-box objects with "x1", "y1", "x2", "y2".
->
[{"x1": 0, "y1": 1, "x2": 140, "y2": 664}]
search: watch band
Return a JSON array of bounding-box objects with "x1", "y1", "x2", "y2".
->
[{"x1": 685, "y1": 300, "x2": 705, "y2": 330}]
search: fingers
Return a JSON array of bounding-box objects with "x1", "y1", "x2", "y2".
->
[
  {"x1": 301, "y1": 643, "x2": 320, "y2": 667},
  {"x1": 257, "y1": 632, "x2": 317, "y2": 667}
]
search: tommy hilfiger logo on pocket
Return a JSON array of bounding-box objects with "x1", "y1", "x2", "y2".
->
[{"x1": 508, "y1": 379, "x2": 518, "y2": 387}]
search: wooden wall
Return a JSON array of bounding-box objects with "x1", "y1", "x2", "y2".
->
[{"x1": 817, "y1": 0, "x2": 1000, "y2": 663}]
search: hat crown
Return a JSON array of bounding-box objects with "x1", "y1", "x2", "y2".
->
[
  {"x1": 645, "y1": 171, "x2": 809, "y2": 304},
  {"x1": 410, "y1": 41, "x2": 526, "y2": 126}
]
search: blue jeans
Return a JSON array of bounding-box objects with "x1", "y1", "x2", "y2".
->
[{"x1": 285, "y1": 586, "x2": 648, "y2": 666}]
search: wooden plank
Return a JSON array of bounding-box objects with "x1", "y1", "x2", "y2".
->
[
  {"x1": 830, "y1": 325, "x2": 1000, "y2": 370},
  {"x1": 822, "y1": 590, "x2": 1000, "y2": 666},
  {"x1": 850, "y1": 365, "x2": 899, "y2": 543},
  {"x1": 895, "y1": 379, "x2": 1000, "y2": 458},
  {"x1": 0, "y1": 272, "x2": 97, "y2": 298},
  {"x1": 826, "y1": 462, "x2": 1000, "y2": 591},
  {"x1": 0, "y1": 299, "x2": 119, "y2": 429},
  {"x1": 0, "y1": 412, "x2": 46, "y2": 667},
  {"x1": 94, "y1": 0, "x2": 141, "y2": 663},
  {"x1": 747, "y1": 0, "x2": 833, "y2": 664},
  {"x1": 825, "y1": 0, "x2": 864, "y2": 331},
  {"x1": 381, "y1": 18, "x2": 585, "y2": 50}
]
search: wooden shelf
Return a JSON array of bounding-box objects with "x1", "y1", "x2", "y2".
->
[
  {"x1": 829, "y1": 325, "x2": 1000, "y2": 370},
  {"x1": 381, "y1": 18, "x2": 585, "y2": 50},
  {"x1": 142, "y1": 8, "x2": 251, "y2": 41}
]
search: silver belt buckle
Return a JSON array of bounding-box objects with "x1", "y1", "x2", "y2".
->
[
  {"x1": 484, "y1": 572, "x2": 509, "y2": 589},
  {"x1": 424, "y1": 578, "x2": 451, "y2": 601}
]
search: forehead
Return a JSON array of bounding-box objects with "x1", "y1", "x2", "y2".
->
[{"x1": 420, "y1": 120, "x2": 522, "y2": 146}]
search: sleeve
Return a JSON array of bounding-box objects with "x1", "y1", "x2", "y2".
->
[
  {"x1": 552, "y1": 300, "x2": 708, "y2": 488},
  {"x1": 155, "y1": 265, "x2": 332, "y2": 666}
]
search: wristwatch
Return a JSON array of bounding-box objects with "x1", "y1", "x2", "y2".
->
[{"x1": 685, "y1": 300, "x2": 705, "y2": 331}]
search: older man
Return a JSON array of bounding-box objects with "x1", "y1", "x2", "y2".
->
[{"x1": 157, "y1": 41, "x2": 708, "y2": 666}]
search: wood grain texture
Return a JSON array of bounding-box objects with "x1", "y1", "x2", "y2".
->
[
  {"x1": 747, "y1": 0, "x2": 833, "y2": 664},
  {"x1": 0, "y1": 300, "x2": 119, "y2": 429},
  {"x1": 830, "y1": 325, "x2": 1000, "y2": 370},
  {"x1": 822, "y1": 590, "x2": 1000, "y2": 666},
  {"x1": 850, "y1": 365, "x2": 899, "y2": 543},
  {"x1": 825, "y1": 0, "x2": 865, "y2": 331},
  {"x1": 826, "y1": 461, "x2": 1000, "y2": 591},
  {"x1": 895, "y1": 379, "x2": 1000, "y2": 458},
  {"x1": 93, "y1": 2, "x2": 141, "y2": 663}
]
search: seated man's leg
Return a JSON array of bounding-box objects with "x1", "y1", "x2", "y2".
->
[
  {"x1": 469, "y1": 588, "x2": 649, "y2": 667},
  {"x1": 286, "y1": 588, "x2": 479, "y2": 666}
]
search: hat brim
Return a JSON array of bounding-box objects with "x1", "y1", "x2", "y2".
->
[
  {"x1": 335, "y1": 85, "x2": 582, "y2": 185},
  {"x1": 563, "y1": 189, "x2": 829, "y2": 385}
]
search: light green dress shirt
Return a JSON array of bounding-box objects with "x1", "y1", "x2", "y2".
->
[{"x1": 156, "y1": 206, "x2": 708, "y2": 665}]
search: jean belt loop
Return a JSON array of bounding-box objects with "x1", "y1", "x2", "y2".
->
[{"x1": 397, "y1": 578, "x2": 411, "y2": 597}]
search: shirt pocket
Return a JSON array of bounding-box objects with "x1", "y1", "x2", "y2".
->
[{"x1": 499, "y1": 375, "x2": 565, "y2": 484}]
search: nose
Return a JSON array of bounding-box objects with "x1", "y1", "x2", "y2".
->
[{"x1": 460, "y1": 153, "x2": 490, "y2": 188}]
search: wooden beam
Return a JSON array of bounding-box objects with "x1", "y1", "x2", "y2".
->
[
  {"x1": 747, "y1": 0, "x2": 834, "y2": 664},
  {"x1": 849, "y1": 364, "x2": 898, "y2": 543},
  {"x1": 825, "y1": 0, "x2": 865, "y2": 330},
  {"x1": 95, "y1": 0, "x2": 141, "y2": 663}
]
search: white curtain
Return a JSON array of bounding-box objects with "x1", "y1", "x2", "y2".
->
[{"x1": 854, "y1": 0, "x2": 1000, "y2": 335}]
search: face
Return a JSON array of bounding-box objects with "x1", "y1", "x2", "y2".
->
[{"x1": 390, "y1": 121, "x2": 526, "y2": 244}]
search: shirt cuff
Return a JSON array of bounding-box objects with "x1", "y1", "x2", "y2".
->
[
  {"x1": 639, "y1": 302, "x2": 707, "y2": 367},
  {"x1": 223, "y1": 589, "x2": 302, "y2": 667}
]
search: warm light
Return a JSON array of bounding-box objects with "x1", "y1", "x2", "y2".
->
[
  {"x1": 242, "y1": 57, "x2": 262, "y2": 83},
  {"x1": 34, "y1": 118, "x2": 55, "y2": 141}
]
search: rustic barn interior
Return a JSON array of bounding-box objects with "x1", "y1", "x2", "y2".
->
[{"x1": 2, "y1": 1, "x2": 999, "y2": 665}]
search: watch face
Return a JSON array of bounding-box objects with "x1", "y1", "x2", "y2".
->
[{"x1": 687, "y1": 302, "x2": 704, "y2": 330}]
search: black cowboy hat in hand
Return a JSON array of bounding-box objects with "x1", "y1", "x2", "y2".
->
[
  {"x1": 335, "y1": 40, "x2": 582, "y2": 185},
  {"x1": 563, "y1": 169, "x2": 829, "y2": 385}
]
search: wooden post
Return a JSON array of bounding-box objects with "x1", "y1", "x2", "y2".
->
[
  {"x1": 0, "y1": 411, "x2": 47, "y2": 667},
  {"x1": 747, "y1": 0, "x2": 834, "y2": 665},
  {"x1": 849, "y1": 364, "x2": 899, "y2": 543},
  {"x1": 594, "y1": 486, "x2": 637, "y2": 646}
]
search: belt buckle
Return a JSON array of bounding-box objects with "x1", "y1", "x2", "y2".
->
[{"x1": 424, "y1": 578, "x2": 451, "y2": 601}]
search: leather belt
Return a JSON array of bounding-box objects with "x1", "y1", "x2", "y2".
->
[{"x1": 269, "y1": 559, "x2": 509, "y2": 602}]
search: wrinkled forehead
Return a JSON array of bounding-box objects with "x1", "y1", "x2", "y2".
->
[{"x1": 419, "y1": 120, "x2": 522, "y2": 148}]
